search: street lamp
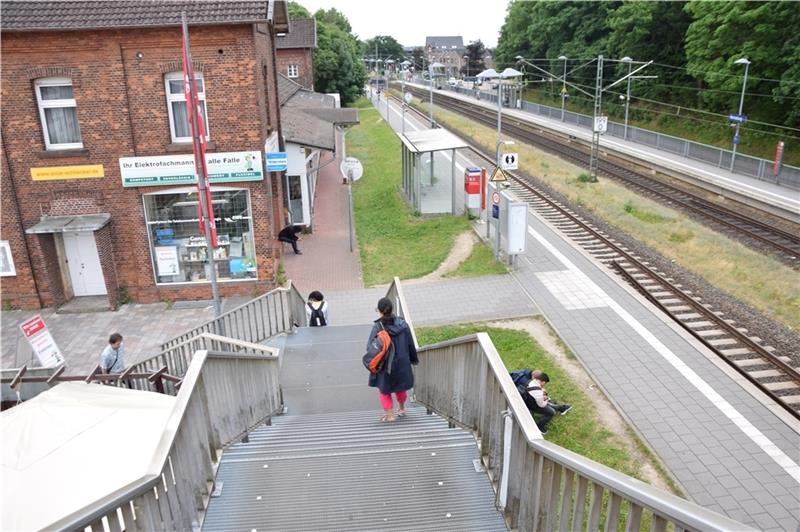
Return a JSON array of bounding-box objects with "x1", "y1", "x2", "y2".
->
[
  {"x1": 463, "y1": 55, "x2": 470, "y2": 78},
  {"x1": 558, "y1": 55, "x2": 568, "y2": 121},
  {"x1": 400, "y1": 60, "x2": 411, "y2": 135},
  {"x1": 730, "y1": 57, "x2": 751, "y2": 171},
  {"x1": 621, "y1": 56, "x2": 633, "y2": 139},
  {"x1": 428, "y1": 62, "x2": 444, "y2": 127}
]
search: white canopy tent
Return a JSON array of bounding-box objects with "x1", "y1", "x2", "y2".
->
[{"x1": 1, "y1": 383, "x2": 175, "y2": 530}]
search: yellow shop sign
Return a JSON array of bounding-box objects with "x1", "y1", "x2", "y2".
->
[{"x1": 31, "y1": 164, "x2": 105, "y2": 181}]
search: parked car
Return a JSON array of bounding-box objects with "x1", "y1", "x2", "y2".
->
[{"x1": 447, "y1": 77, "x2": 458, "y2": 87}]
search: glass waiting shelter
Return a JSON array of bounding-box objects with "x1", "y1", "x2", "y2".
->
[{"x1": 400, "y1": 129, "x2": 470, "y2": 215}]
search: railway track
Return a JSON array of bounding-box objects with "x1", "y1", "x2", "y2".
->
[
  {"x1": 404, "y1": 86, "x2": 800, "y2": 268},
  {"x1": 386, "y1": 92, "x2": 800, "y2": 420}
]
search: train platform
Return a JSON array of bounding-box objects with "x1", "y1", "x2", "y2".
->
[
  {"x1": 405, "y1": 82, "x2": 800, "y2": 223},
  {"x1": 367, "y1": 94, "x2": 800, "y2": 530}
]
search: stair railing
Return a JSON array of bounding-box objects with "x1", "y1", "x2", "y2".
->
[
  {"x1": 160, "y1": 281, "x2": 307, "y2": 353},
  {"x1": 49, "y1": 334, "x2": 283, "y2": 531},
  {"x1": 413, "y1": 332, "x2": 753, "y2": 532}
]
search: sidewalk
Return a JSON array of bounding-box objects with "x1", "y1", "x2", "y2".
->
[{"x1": 282, "y1": 128, "x2": 363, "y2": 295}]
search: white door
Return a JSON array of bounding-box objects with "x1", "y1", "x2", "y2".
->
[{"x1": 63, "y1": 232, "x2": 107, "y2": 296}]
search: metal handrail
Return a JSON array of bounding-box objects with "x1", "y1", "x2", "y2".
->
[
  {"x1": 386, "y1": 276, "x2": 418, "y2": 348},
  {"x1": 413, "y1": 332, "x2": 755, "y2": 531},
  {"x1": 49, "y1": 335, "x2": 281, "y2": 531},
  {"x1": 159, "y1": 280, "x2": 307, "y2": 352}
]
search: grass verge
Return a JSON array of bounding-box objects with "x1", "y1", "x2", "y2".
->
[
  {"x1": 347, "y1": 98, "x2": 506, "y2": 286},
  {"x1": 415, "y1": 99, "x2": 800, "y2": 332},
  {"x1": 346, "y1": 99, "x2": 471, "y2": 285},
  {"x1": 415, "y1": 323, "x2": 676, "y2": 489},
  {"x1": 445, "y1": 241, "x2": 508, "y2": 278}
]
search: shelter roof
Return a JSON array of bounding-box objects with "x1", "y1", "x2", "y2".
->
[
  {"x1": 25, "y1": 213, "x2": 111, "y2": 234},
  {"x1": 276, "y1": 18, "x2": 316, "y2": 49},
  {"x1": 401, "y1": 129, "x2": 470, "y2": 153},
  {"x1": 0, "y1": 1, "x2": 289, "y2": 32},
  {"x1": 1, "y1": 383, "x2": 176, "y2": 531}
]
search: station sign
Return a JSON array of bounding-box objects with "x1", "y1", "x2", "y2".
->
[
  {"x1": 593, "y1": 115, "x2": 608, "y2": 133},
  {"x1": 501, "y1": 153, "x2": 518, "y2": 170},
  {"x1": 340, "y1": 157, "x2": 364, "y2": 182}
]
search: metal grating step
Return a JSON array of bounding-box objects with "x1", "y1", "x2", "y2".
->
[{"x1": 203, "y1": 405, "x2": 508, "y2": 531}]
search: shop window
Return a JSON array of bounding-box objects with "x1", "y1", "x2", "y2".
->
[
  {"x1": 35, "y1": 78, "x2": 83, "y2": 150},
  {"x1": 165, "y1": 72, "x2": 209, "y2": 143},
  {"x1": 0, "y1": 241, "x2": 16, "y2": 277},
  {"x1": 288, "y1": 64, "x2": 299, "y2": 78},
  {"x1": 143, "y1": 189, "x2": 256, "y2": 284}
]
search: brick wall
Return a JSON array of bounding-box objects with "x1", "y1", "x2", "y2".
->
[
  {"x1": 94, "y1": 223, "x2": 119, "y2": 310},
  {"x1": 0, "y1": 147, "x2": 41, "y2": 309},
  {"x1": 1, "y1": 23, "x2": 285, "y2": 307},
  {"x1": 276, "y1": 48, "x2": 314, "y2": 90}
]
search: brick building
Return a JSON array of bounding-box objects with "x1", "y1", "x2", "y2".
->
[
  {"x1": 275, "y1": 18, "x2": 316, "y2": 90},
  {"x1": 425, "y1": 36, "x2": 465, "y2": 78},
  {"x1": 0, "y1": 1, "x2": 290, "y2": 310}
]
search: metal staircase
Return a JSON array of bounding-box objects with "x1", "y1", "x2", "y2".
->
[{"x1": 203, "y1": 406, "x2": 508, "y2": 531}]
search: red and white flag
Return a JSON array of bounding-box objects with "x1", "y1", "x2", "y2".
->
[{"x1": 181, "y1": 18, "x2": 218, "y2": 247}]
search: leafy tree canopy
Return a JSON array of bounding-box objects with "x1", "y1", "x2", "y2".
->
[
  {"x1": 362, "y1": 35, "x2": 406, "y2": 67},
  {"x1": 312, "y1": 8, "x2": 366, "y2": 105},
  {"x1": 462, "y1": 40, "x2": 488, "y2": 76},
  {"x1": 287, "y1": 1, "x2": 310, "y2": 19}
]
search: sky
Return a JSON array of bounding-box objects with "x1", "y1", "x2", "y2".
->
[{"x1": 293, "y1": 0, "x2": 509, "y2": 49}]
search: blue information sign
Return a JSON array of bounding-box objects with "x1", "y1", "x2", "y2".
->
[
  {"x1": 266, "y1": 152, "x2": 288, "y2": 172},
  {"x1": 492, "y1": 204, "x2": 499, "y2": 219},
  {"x1": 728, "y1": 114, "x2": 747, "y2": 124}
]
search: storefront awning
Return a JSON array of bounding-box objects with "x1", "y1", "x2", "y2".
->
[
  {"x1": 25, "y1": 213, "x2": 111, "y2": 235},
  {"x1": 401, "y1": 129, "x2": 470, "y2": 153}
]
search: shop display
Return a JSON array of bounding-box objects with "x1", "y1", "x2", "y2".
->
[{"x1": 144, "y1": 189, "x2": 257, "y2": 284}]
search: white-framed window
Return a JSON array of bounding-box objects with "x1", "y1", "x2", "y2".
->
[
  {"x1": 35, "y1": 77, "x2": 83, "y2": 150},
  {"x1": 287, "y1": 64, "x2": 299, "y2": 78},
  {"x1": 0, "y1": 241, "x2": 16, "y2": 277},
  {"x1": 164, "y1": 72, "x2": 209, "y2": 143}
]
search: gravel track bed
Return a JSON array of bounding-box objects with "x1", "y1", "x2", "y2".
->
[{"x1": 518, "y1": 169, "x2": 800, "y2": 367}]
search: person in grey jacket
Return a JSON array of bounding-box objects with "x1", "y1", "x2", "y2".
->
[{"x1": 367, "y1": 297, "x2": 418, "y2": 422}]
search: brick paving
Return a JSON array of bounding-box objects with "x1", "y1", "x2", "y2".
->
[{"x1": 282, "y1": 129, "x2": 363, "y2": 296}]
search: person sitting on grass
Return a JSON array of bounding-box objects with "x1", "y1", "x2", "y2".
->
[{"x1": 526, "y1": 371, "x2": 571, "y2": 435}]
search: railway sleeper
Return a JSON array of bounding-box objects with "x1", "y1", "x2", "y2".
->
[
  {"x1": 763, "y1": 381, "x2": 799, "y2": 392},
  {"x1": 673, "y1": 312, "x2": 703, "y2": 320},
  {"x1": 695, "y1": 329, "x2": 727, "y2": 338},
  {"x1": 749, "y1": 369, "x2": 784, "y2": 379},
  {"x1": 722, "y1": 347, "x2": 755, "y2": 357},
  {"x1": 708, "y1": 338, "x2": 739, "y2": 346},
  {"x1": 684, "y1": 321, "x2": 716, "y2": 329},
  {"x1": 780, "y1": 394, "x2": 800, "y2": 406}
]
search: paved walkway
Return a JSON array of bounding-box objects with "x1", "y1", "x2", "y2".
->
[{"x1": 282, "y1": 129, "x2": 363, "y2": 295}]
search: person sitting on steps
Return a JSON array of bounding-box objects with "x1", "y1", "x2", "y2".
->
[{"x1": 278, "y1": 224, "x2": 303, "y2": 255}]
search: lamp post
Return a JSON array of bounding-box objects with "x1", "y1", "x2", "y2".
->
[
  {"x1": 400, "y1": 60, "x2": 411, "y2": 135},
  {"x1": 621, "y1": 56, "x2": 632, "y2": 139},
  {"x1": 428, "y1": 62, "x2": 444, "y2": 127},
  {"x1": 558, "y1": 55, "x2": 567, "y2": 121},
  {"x1": 730, "y1": 57, "x2": 750, "y2": 171},
  {"x1": 463, "y1": 54, "x2": 470, "y2": 78}
]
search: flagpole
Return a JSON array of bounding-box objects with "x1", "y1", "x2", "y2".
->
[{"x1": 182, "y1": 12, "x2": 221, "y2": 318}]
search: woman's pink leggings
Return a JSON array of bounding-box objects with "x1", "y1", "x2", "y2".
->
[{"x1": 379, "y1": 390, "x2": 407, "y2": 410}]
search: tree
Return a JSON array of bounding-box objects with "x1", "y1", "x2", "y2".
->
[
  {"x1": 287, "y1": 1, "x2": 310, "y2": 19},
  {"x1": 312, "y1": 8, "x2": 366, "y2": 105},
  {"x1": 362, "y1": 35, "x2": 406, "y2": 69},
  {"x1": 606, "y1": 2, "x2": 692, "y2": 102},
  {"x1": 462, "y1": 40, "x2": 487, "y2": 76},
  {"x1": 411, "y1": 47, "x2": 425, "y2": 73},
  {"x1": 685, "y1": 1, "x2": 800, "y2": 125}
]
